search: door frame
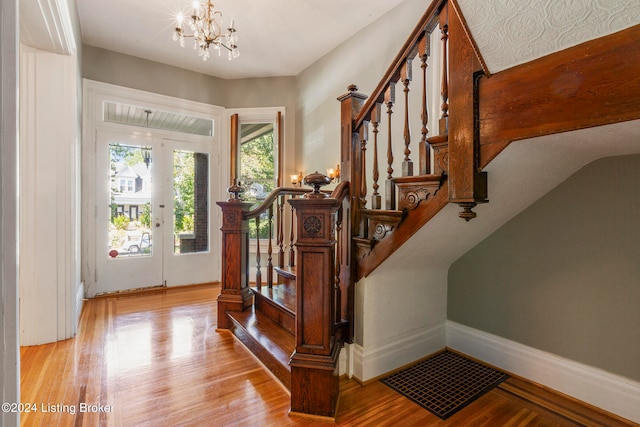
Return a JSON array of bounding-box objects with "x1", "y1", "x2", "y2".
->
[{"x1": 83, "y1": 80, "x2": 226, "y2": 297}]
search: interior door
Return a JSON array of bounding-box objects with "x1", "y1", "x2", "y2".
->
[{"x1": 96, "y1": 130, "x2": 164, "y2": 294}]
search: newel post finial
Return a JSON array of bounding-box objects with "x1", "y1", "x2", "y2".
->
[
  {"x1": 227, "y1": 182, "x2": 244, "y2": 201},
  {"x1": 302, "y1": 172, "x2": 331, "y2": 198}
]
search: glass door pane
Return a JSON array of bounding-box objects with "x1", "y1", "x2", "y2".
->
[
  {"x1": 108, "y1": 144, "x2": 153, "y2": 258},
  {"x1": 96, "y1": 131, "x2": 163, "y2": 295},
  {"x1": 173, "y1": 149, "x2": 209, "y2": 254}
]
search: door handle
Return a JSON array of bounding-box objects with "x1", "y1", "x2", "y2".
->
[{"x1": 155, "y1": 223, "x2": 161, "y2": 227}]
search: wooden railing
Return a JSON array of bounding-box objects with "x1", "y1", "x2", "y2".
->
[
  {"x1": 217, "y1": 178, "x2": 351, "y2": 417},
  {"x1": 242, "y1": 187, "x2": 309, "y2": 289},
  {"x1": 345, "y1": 0, "x2": 449, "y2": 213},
  {"x1": 340, "y1": 0, "x2": 488, "y2": 279},
  {"x1": 216, "y1": 184, "x2": 306, "y2": 329}
]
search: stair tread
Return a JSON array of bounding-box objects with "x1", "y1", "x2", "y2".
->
[
  {"x1": 228, "y1": 307, "x2": 295, "y2": 363},
  {"x1": 273, "y1": 265, "x2": 296, "y2": 281},
  {"x1": 253, "y1": 282, "x2": 296, "y2": 314},
  {"x1": 361, "y1": 209, "x2": 404, "y2": 219},
  {"x1": 393, "y1": 173, "x2": 445, "y2": 184}
]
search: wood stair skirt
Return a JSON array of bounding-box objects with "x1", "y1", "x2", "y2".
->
[{"x1": 227, "y1": 268, "x2": 297, "y2": 390}]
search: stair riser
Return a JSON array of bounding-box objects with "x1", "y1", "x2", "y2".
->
[
  {"x1": 254, "y1": 294, "x2": 295, "y2": 335},
  {"x1": 227, "y1": 314, "x2": 292, "y2": 389}
]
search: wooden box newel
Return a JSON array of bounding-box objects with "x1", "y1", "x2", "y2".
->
[
  {"x1": 287, "y1": 196, "x2": 341, "y2": 418},
  {"x1": 216, "y1": 198, "x2": 254, "y2": 329}
]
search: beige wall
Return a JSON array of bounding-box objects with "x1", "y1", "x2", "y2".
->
[
  {"x1": 294, "y1": 0, "x2": 428, "y2": 175},
  {"x1": 448, "y1": 154, "x2": 640, "y2": 382},
  {"x1": 83, "y1": 45, "x2": 230, "y2": 106},
  {"x1": 82, "y1": 45, "x2": 297, "y2": 111}
]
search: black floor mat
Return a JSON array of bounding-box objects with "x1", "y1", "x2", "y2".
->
[{"x1": 380, "y1": 350, "x2": 509, "y2": 420}]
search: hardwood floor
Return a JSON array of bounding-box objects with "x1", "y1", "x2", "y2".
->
[{"x1": 20, "y1": 284, "x2": 636, "y2": 426}]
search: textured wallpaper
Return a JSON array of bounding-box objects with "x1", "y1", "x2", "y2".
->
[{"x1": 456, "y1": 0, "x2": 640, "y2": 73}]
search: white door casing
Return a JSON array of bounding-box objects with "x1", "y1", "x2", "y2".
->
[{"x1": 83, "y1": 80, "x2": 225, "y2": 297}]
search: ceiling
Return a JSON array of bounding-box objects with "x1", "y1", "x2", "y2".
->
[
  {"x1": 75, "y1": 0, "x2": 640, "y2": 80},
  {"x1": 76, "y1": 0, "x2": 406, "y2": 80}
]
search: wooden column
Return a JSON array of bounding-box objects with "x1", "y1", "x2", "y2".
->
[
  {"x1": 216, "y1": 186, "x2": 253, "y2": 329},
  {"x1": 288, "y1": 187, "x2": 341, "y2": 419}
]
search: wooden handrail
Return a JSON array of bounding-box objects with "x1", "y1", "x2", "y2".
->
[
  {"x1": 330, "y1": 180, "x2": 350, "y2": 200},
  {"x1": 244, "y1": 187, "x2": 310, "y2": 220}
]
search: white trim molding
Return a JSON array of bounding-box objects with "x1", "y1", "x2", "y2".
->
[
  {"x1": 447, "y1": 321, "x2": 640, "y2": 424},
  {"x1": 352, "y1": 324, "x2": 446, "y2": 383},
  {"x1": 20, "y1": 0, "x2": 76, "y2": 54}
]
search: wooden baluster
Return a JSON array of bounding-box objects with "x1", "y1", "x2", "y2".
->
[
  {"x1": 385, "y1": 84, "x2": 396, "y2": 210},
  {"x1": 440, "y1": 20, "x2": 449, "y2": 134},
  {"x1": 420, "y1": 34, "x2": 431, "y2": 175},
  {"x1": 289, "y1": 195, "x2": 295, "y2": 267},
  {"x1": 402, "y1": 57, "x2": 413, "y2": 177},
  {"x1": 360, "y1": 124, "x2": 368, "y2": 209},
  {"x1": 277, "y1": 195, "x2": 284, "y2": 268},
  {"x1": 267, "y1": 204, "x2": 273, "y2": 288},
  {"x1": 371, "y1": 103, "x2": 382, "y2": 209},
  {"x1": 255, "y1": 216, "x2": 261, "y2": 289}
]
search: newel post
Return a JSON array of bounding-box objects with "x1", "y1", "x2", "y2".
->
[
  {"x1": 337, "y1": 85, "x2": 367, "y2": 235},
  {"x1": 216, "y1": 184, "x2": 254, "y2": 329},
  {"x1": 288, "y1": 174, "x2": 341, "y2": 419}
]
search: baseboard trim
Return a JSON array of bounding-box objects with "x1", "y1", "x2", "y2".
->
[
  {"x1": 446, "y1": 320, "x2": 640, "y2": 424},
  {"x1": 352, "y1": 324, "x2": 445, "y2": 383}
]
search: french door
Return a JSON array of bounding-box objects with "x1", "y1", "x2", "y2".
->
[{"x1": 95, "y1": 130, "x2": 216, "y2": 294}]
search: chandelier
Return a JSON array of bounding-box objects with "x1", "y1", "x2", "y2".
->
[{"x1": 173, "y1": 1, "x2": 239, "y2": 61}]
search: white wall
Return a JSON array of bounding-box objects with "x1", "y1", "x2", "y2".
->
[
  {"x1": 18, "y1": 0, "x2": 81, "y2": 346},
  {"x1": 19, "y1": 46, "x2": 81, "y2": 345}
]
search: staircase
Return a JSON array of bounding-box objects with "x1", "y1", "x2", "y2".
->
[
  {"x1": 217, "y1": 180, "x2": 349, "y2": 418},
  {"x1": 215, "y1": 0, "x2": 640, "y2": 419}
]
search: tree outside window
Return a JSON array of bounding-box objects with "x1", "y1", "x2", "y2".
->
[{"x1": 240, "y1": 122, "x2": 276, "y2": 239}]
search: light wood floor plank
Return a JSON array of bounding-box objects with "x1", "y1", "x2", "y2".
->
[{"x1": 20, "y1": 284, "x2": 637, "y2": 426}]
